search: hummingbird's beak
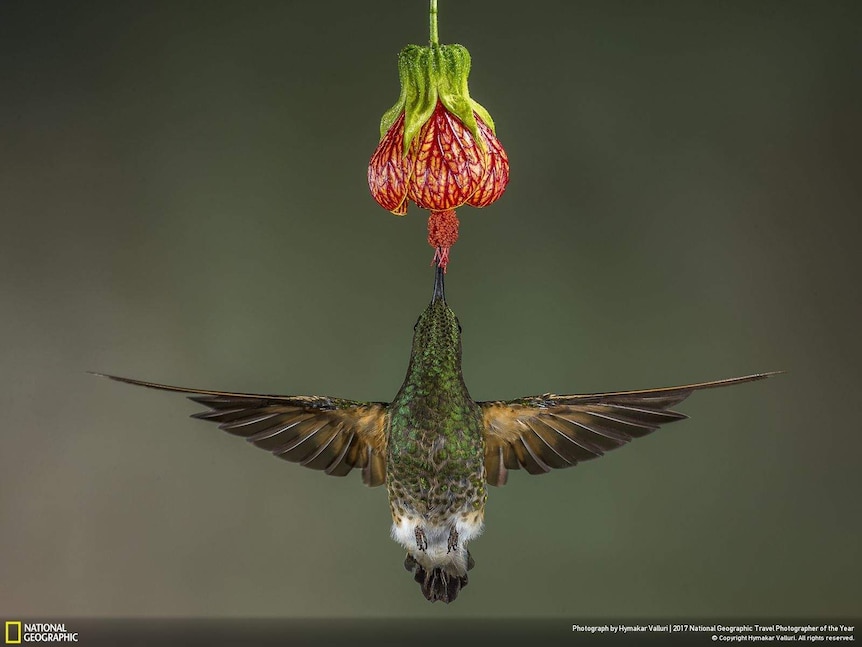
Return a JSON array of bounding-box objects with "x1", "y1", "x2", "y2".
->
[{"x1": 432, "y1": 263, "x2": 446, "y2": 303}]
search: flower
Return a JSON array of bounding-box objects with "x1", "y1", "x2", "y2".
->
[
  {"x1": 368, "y1": 93, "x2": 509, "y2": 216},
  {"x1": 368, "y1": 42, "x2": 509, "y2": 270}
]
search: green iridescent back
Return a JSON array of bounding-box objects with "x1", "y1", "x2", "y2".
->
[{"x1": 386, "y1": 293, "x2": 487, "y2": 523}]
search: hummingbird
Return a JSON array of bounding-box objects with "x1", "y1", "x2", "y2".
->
[{"x1": 95, "y1": 265, "x2": 777, "y2": 603}]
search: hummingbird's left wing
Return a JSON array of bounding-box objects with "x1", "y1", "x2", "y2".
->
[
  {"x1": 93, "y1": 374, "x2": 389, "y2": 486},
  {"x1": 478, "y1": 372, "x2": 779, "y2": 486}
]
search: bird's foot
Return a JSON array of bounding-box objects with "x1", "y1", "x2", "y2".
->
[
  {"x1": 415, "y1": 527, "x2": 428, "y2": 552},
  {"x1": 447, "y1": 527, "x2": 459, "y2": 553}
]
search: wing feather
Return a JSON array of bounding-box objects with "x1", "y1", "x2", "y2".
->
[
  {"x1": 523, "y1": 421, "x2": 573, "y2": 469},
  {"x1": 480, "y1": 372, "x2": 779, "y2": 487},
  {"x1": 326, "y1": 432, "x2": 358, "y2": 477},
  {"x1": 93, "y1": 373, "x2": 389, "y2": 486}
]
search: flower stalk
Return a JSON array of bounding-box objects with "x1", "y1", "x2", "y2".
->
[{"x1": 429, "y1": 0, "x2": 439, "y2": 46}]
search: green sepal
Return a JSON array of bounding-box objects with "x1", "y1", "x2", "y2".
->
[
  {"x1": 470, "y1": 99, "x2": 495, "y2": 133},
  {"x1": 378, "y1": 43, "x2": 494, "y2": 156}
]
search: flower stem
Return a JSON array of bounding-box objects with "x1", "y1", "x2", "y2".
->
[{"x1": 429, "y1": 0, "x2": 439, "y2": 46}]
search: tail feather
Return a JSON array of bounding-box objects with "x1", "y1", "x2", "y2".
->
[{"x1": 404, "y1": 551, "x2": 475, "y2": 604}]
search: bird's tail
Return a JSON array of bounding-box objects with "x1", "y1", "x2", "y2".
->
[{"x1": 403, "y1": 550, "x2": 475, "y2": 603}]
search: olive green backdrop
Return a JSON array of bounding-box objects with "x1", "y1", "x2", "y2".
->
[{"x1": 1, "y1": 0, "x2": 859, "y2": 621}]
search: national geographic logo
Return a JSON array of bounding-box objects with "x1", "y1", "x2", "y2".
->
[
  {"x1": 4, "y1": 623, "x2": 20, "y2": 645},
  {"x1": 4, "y1": 622, "x2": 78, "y2": 643}
]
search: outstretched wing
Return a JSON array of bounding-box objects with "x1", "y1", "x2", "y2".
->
[
  {"x1": 479, "y1": 372, "x2": 779, "y2": 486},
  {"x1": 94, "y1": 373, "x2": 389, "y2": 486}
]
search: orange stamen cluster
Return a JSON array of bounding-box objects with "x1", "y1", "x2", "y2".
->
[{"x1": 428, "y1": 209, "x2": 459, "y2": 271}]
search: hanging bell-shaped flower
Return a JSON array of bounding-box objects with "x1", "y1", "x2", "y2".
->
[{"x1": 368, "y1": 41, "x2": 509, "y2": 269}]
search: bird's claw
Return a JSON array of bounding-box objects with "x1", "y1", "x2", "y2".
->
[
  {"x1": 447, "y1": 527, "x2": 459, "y2": 553},
  {"x1": 415, "y1": 527, "x2": 428, "y2": 552}
]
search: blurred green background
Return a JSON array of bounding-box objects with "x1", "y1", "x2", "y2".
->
[{"x1": 1, "y1": 0, "x2": 860, "y2": 620}]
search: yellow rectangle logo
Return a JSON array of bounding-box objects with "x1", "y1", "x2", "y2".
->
[{"x1": 4, "y1": 621, "x2": 22, "y2": 645}]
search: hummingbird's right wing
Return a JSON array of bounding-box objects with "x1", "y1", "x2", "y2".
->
[
  {"x1": 93, "y1": 374, "x2": 389, "y2": 486},
  {"x1": 478, "y1": 372, "x2": 778, "y2": 486}
]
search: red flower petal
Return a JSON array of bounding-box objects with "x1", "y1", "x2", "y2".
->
[
  {"x1": 466, "y1": 117, "x2": 509, "y2": 208},
  {"x1": 408, "y1": 102, "x2": 485, "y2": 211},
  {"x1": 368, "y1": 112, "x2": 412, "y2": 214}
]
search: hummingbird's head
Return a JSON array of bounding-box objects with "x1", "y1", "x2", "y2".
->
[{"x1": 411, "y1": 264, "x2": 462, "y2": 357}]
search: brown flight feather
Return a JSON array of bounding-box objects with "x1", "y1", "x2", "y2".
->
[
  {"x1": 91, "y1": 373, "x2": 389, "y2": 486},
  {"x1": 480, "y1": 372, "x2": 780, "y2": 486}
]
